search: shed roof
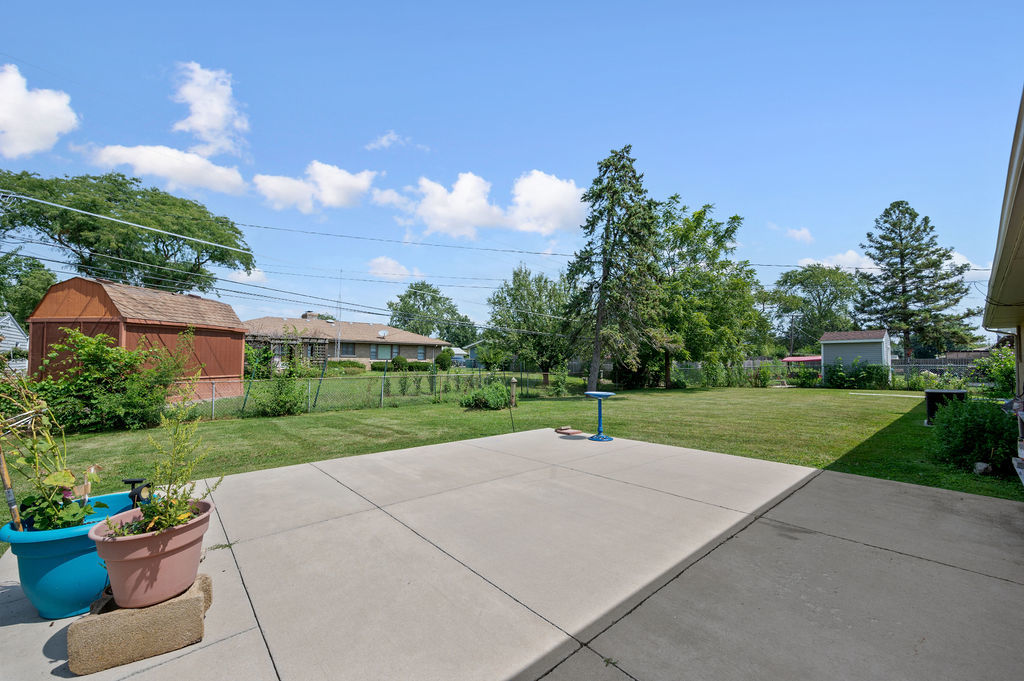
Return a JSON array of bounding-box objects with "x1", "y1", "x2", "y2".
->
[
  {"x1": 244, "y1": 317, "x2": 449, "y2": 346},
  {"x1": 819, "y1": 330, "x2": 887, "y2": 342},
  {"x1": 32, "y1": 278, "x2": 244, "y2": 330}
]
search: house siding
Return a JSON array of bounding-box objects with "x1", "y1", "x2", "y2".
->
[
  {"x1": 822, "y1": 341, "x2": 884, "y2": 367},
  {"x1": 0, "y1": 314, "x2": 29, "y2": 353}
]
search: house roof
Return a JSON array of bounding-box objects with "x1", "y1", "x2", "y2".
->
[
  {"x1": 30, "y1": 277, "x2": 244, "y2": 330},
  {"x1": 244, "y1": 317, "x2": 449, "y2": 346},
  {"x1": 819, "y1": 330, "x2": 888, "y2": 342}
]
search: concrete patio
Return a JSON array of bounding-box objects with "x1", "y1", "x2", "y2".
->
[{"x1": 1, "y1": 429, "x2": 1022, "y2": 680}]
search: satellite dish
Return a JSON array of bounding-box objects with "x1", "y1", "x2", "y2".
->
[{"x1": 378, "y1": 330, "x2": 389, "y2": 338}]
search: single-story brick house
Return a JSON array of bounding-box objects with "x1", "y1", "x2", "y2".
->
[
  {"x1": 244, "y1": 313, "x2": 450, "y2": 368},
  {"x1": 820, "y1": 330, "x2": 892, "y2": 371}
]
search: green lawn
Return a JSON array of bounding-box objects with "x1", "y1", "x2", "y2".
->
[
  {"x1": 59, "y1": 387, "x2": 1024, "y2": 502},
  {"x1": 5, "y1": 387, "x2": 1022, "y2": 557}
]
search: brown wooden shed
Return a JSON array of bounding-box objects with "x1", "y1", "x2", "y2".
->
[{"x1": 29, "y1": 277, "x2": 245, "y2": 396}]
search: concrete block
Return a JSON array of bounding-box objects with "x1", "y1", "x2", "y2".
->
[{"x1": 68, "y1": 574, "x2": 213, "y2": 676}]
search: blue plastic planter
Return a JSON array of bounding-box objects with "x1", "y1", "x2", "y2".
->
[{"x1": 0, "y1": 492, "x2": 133, "y2": 619}]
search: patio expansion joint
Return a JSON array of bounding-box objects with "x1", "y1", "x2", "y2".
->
[
  {"x1": 105, "y1": 625, "x2": 260, "y2": 681},
  {"x1": 576, "y1": 468, "x2": 825, "y2": 653},
  {"x1": 308, "y1": 461, "x2": 585, "y2": 646},
  {"x1": 209, "y1": 502, "x2": 284, "y2": 681},
  {"x1": 761, "y1": 517, "x2": 1024, "y2": 587},
  {"x1": 533, "y1": 644, "x2": 645, "y2": 681}
]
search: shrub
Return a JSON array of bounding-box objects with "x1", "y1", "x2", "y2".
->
[
  {"x1": 334, "y1": 359, "x2": 364, "y2": 369},
  {"x1": 701, "y1": 361, "x2": 725, "y2": 388},
  {"x1": 791, "y1": 366, "x2": 820, "y2": 388},
  {"x1": 3, "y1": 347, "x2": 29, "y2": 360},
  {"x1": 754, "y1": 364, "x2": 771, "y2": 388},
  {"x1": 412, "y1": 375, "x2": 423, "y2": 395},
  {"x1": 435, "y1": 348, "x2": 454, "y2": 372},
  {"x1": 390, "y1": 355, "x2": 409, "y2": 372},
  {"x1": 250, "y1": 371, "x2": 304, "y2": 417},
  {"x1": 459, "y1": 382, "x2": 510, "y2": 410},
  {"x1": 932, "y1": 398, "x2": 1018, "y2": 476},
  {"x1": 549, "y1": 364, "x2": 570, "y2": 396},
  {"x1": 34, "y1": 328, "x2": 190, "y2": 432},
  {"x1": 244, "y1": 343, "x2": 275, "y2": 379},
  {"x1": 398, "y1": 374, "x2": 410, "y2": 396},
  {"x1": 974, "y1": 347, "x2": 1015, "y2": 397}
]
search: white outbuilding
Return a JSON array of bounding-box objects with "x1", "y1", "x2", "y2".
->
[{"x1": 819, "y1": 330, "x2": 892, "y2": 371}]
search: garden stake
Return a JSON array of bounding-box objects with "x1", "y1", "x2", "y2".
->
[
  {"x1": 313, "y1": 355, "x2": 328, "y2": 408},
  {"x1": 0, "y1": 442, "x2": 22, "y2": 530}
]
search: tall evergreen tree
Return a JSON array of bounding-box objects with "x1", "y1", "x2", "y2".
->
[
  {"x1": 566, "y1": 146, "x2": 661, "y2": 391},
  {"x1": 855, "y1": 201, "x2": 980, "y2": 356}
]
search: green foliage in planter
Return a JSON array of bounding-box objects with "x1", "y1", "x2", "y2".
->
[
  {"x1": 107, "y1": 393, "x2": 221, "y2": 536},
  {"x1": 459, "y1": 382, "x2": 510, "y2": 410},
  {"x1": 931, "y1": 398, "x2": 1018, "y2": 477},
  {"x1": 1, "y1": 370, "x2": 106, "y2": 530},
  {"x1": 32, "y1": 328, "x2": 191, "y2": 433}
]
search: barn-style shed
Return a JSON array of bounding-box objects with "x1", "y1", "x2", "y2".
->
[{"x1": 28, "y1": 277, "x2": 245, "y2": 395}]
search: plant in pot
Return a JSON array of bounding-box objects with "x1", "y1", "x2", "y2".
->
[
  {"x1": 0, "y1": 369, "x2": 133, "y2": 619},
  {"x1": 89, "y1": 390, "x2": 221, "y2": 608}
]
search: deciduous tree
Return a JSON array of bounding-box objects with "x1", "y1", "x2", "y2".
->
[{"x1": 0, "y1": 171, "x2": 254, "y2": 292}]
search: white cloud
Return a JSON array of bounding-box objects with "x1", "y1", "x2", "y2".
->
[
  {"x1": 414, "y1": 172, "x2": 505, "y2": 238},
  {"x1": 766, "y1": 222, "x2": 780, "y2": 231},
  {"x1": 0, "y1": 64, "x2": 79, "y2": 159},
  {"x1": 785, "y1": 227, "x2": 813, "y2": 244},
  {"x1": 226, "y1": 268, "x2": 267, "y2": 283},
  {"x1": 371, "y1": 187, "x2": 415, "y2": 212},
  {"x1": 507, "y1": 170, "x2": 586, "y2": 235},
  {"x1": 365, "y1": 130, "x2": 403, "y2": 150},
  {"x1": 171, "y1": 62, "x2": 248, "y2": 157},
  {"x1": 798, "y1": 249, "x2": 875, "y2": 271},
  {"x1": 367, "y1": 256, "x2": 411, "y2": 280},
  {"x1": 307, "y1": 161, "x2": 376, "y2": 207},
  {"x1": 253, "y1": 173, "x2": 317, "y2": 212},
  {"x1": 90, "y1": 144, "x2": 246, "y2": 194},
  {"x1": 254, "y1": 161, "x2": 376, "y2": 212},
  {"x1": 950, "y1": 251, "x2": 992, "y2": 283}
]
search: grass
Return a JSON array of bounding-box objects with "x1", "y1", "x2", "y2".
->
[
  {"x1": 60, "y1": 387, "x2": 1024, "y2": 501},
  {"x1": 3, "y1": 387, "x2": 1020, "y2": 557}
]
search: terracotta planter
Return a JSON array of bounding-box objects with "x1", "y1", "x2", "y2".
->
[{"x1": 88, "y1": 500, "x2": 214, "y2": 608}]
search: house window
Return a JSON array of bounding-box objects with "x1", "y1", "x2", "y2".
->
[
  {"x1": 371, "y1": 344, "x2": 398, "y2": 360},
  {"x1": 341, "y1": 343, "x2": 354, "y2": 356},
  {"x1": 417, "y1": 345, "x2": 425, "y2": 360}
]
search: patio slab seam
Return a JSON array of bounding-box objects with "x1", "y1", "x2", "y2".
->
[
  {"x1": 209, "y1": 502, "x2": 283, "y2": 681},
  {"x1": 309, "y1": 461, "x2": 582, "y2": 644},
  {"x1": 106, "y1": 625, "x2": 260, "y2": 681},
  {"x1": 536, "y1": 644, "x2": 644, "y2": 681},
  {"x1": 373, "y1": 463, "x2": 552, "y2": 509},
  {"x1": 216, "y1": 502, "x2": 378, "y2": 547},
  {"x1": 465, "y1": 436, "x2": 648, "y2": 464},
  {"x1": 554, "y1": 459, "x2": 817, "y2": 517},
  {"x1": 573, "y1": 468, "x2": 824, "y2": 648},
  {"x1": 761, "y1": 517, "x2": 1024, "y2": 587}
]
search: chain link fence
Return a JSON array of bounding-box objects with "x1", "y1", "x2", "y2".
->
[{"x1": 176, "y1": 368, "x2": 561, "y2": 420}]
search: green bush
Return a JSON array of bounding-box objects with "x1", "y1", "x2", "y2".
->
[
  {"x1": 549, "y1": 364, "x2": 570, "y2": 396},
  {"x1": 334, "y1": 359, "x2": 365, "y2": 369},
  {"x1": 701, "y1": 361, "x2": 725, "y2": 387},
  {"x1": 370, "y1": 360, "x2": 432, "y2": 371},
  {"x1": 250, "y1": 372, "x2": 304, "y2": 417},
  {"x1": 931, "y1": 398, "x2": 1018, "y2": 476},
  {"x1": 244, "y1": 343, "x2": 275, "y2": 379},
  {"x1": 824, "y1": 358, "x2": 890, "y2": 390},
  {"x1": 390, "y1": 355, "x2": 409, "y2": 372},
  {"x1": 974, "y1": 347, "x2": 1015, "y2": 397},
  {"x1": 3, "y1": 347, "x2": 29, "y2": 360},
  {"x1": 459, "y1": 381, "x2": 510, "y2": 410},
  {"x1": 792, "y1": 366, "x2": 820, "y2": 388},
  {"x1": 435, "y1": 348, "x2": 454, "y2": 372},
  {"x1": 33, "y1": 328, "x2": 190, "y2": 432}
]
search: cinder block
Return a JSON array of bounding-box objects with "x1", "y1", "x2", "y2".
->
[{"x1": 68, "y1": 574, "x2": 213, "y2": 676}]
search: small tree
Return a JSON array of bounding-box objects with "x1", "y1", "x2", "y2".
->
[{"x1": 435, "y1": 347, "x2": 454, "y2": 372}]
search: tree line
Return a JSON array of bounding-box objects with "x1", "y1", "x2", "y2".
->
[{"x1": 0, "y1": 164, "x2": 979, "y2": 380}]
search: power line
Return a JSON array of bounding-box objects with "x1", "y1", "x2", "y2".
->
[{"x1": 0, "y1": 191, "x2": 253, "y2": 255}]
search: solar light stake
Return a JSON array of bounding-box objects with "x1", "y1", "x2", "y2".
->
[{"x1": 0, "y1": 443, "x2": 22, "y2": 531}]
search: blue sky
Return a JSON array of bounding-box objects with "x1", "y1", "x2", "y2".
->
[{"x1": 1, "y1": 1, "x2": 1022, "y2": 338}]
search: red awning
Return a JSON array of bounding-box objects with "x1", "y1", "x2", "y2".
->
[{"x1": 781, "y1": 355, "x2": 821, "y2": 363}]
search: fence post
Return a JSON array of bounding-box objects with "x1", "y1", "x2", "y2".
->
[
  {"x1": 307, "y1": 379, "x2": 312, "y2": 413},
  {"x1": 211, "y1": 381, "x2": 216, "y2": 420},
  {"x1": 380, "y1": 359, "x2": 388, "y2": 408}
]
